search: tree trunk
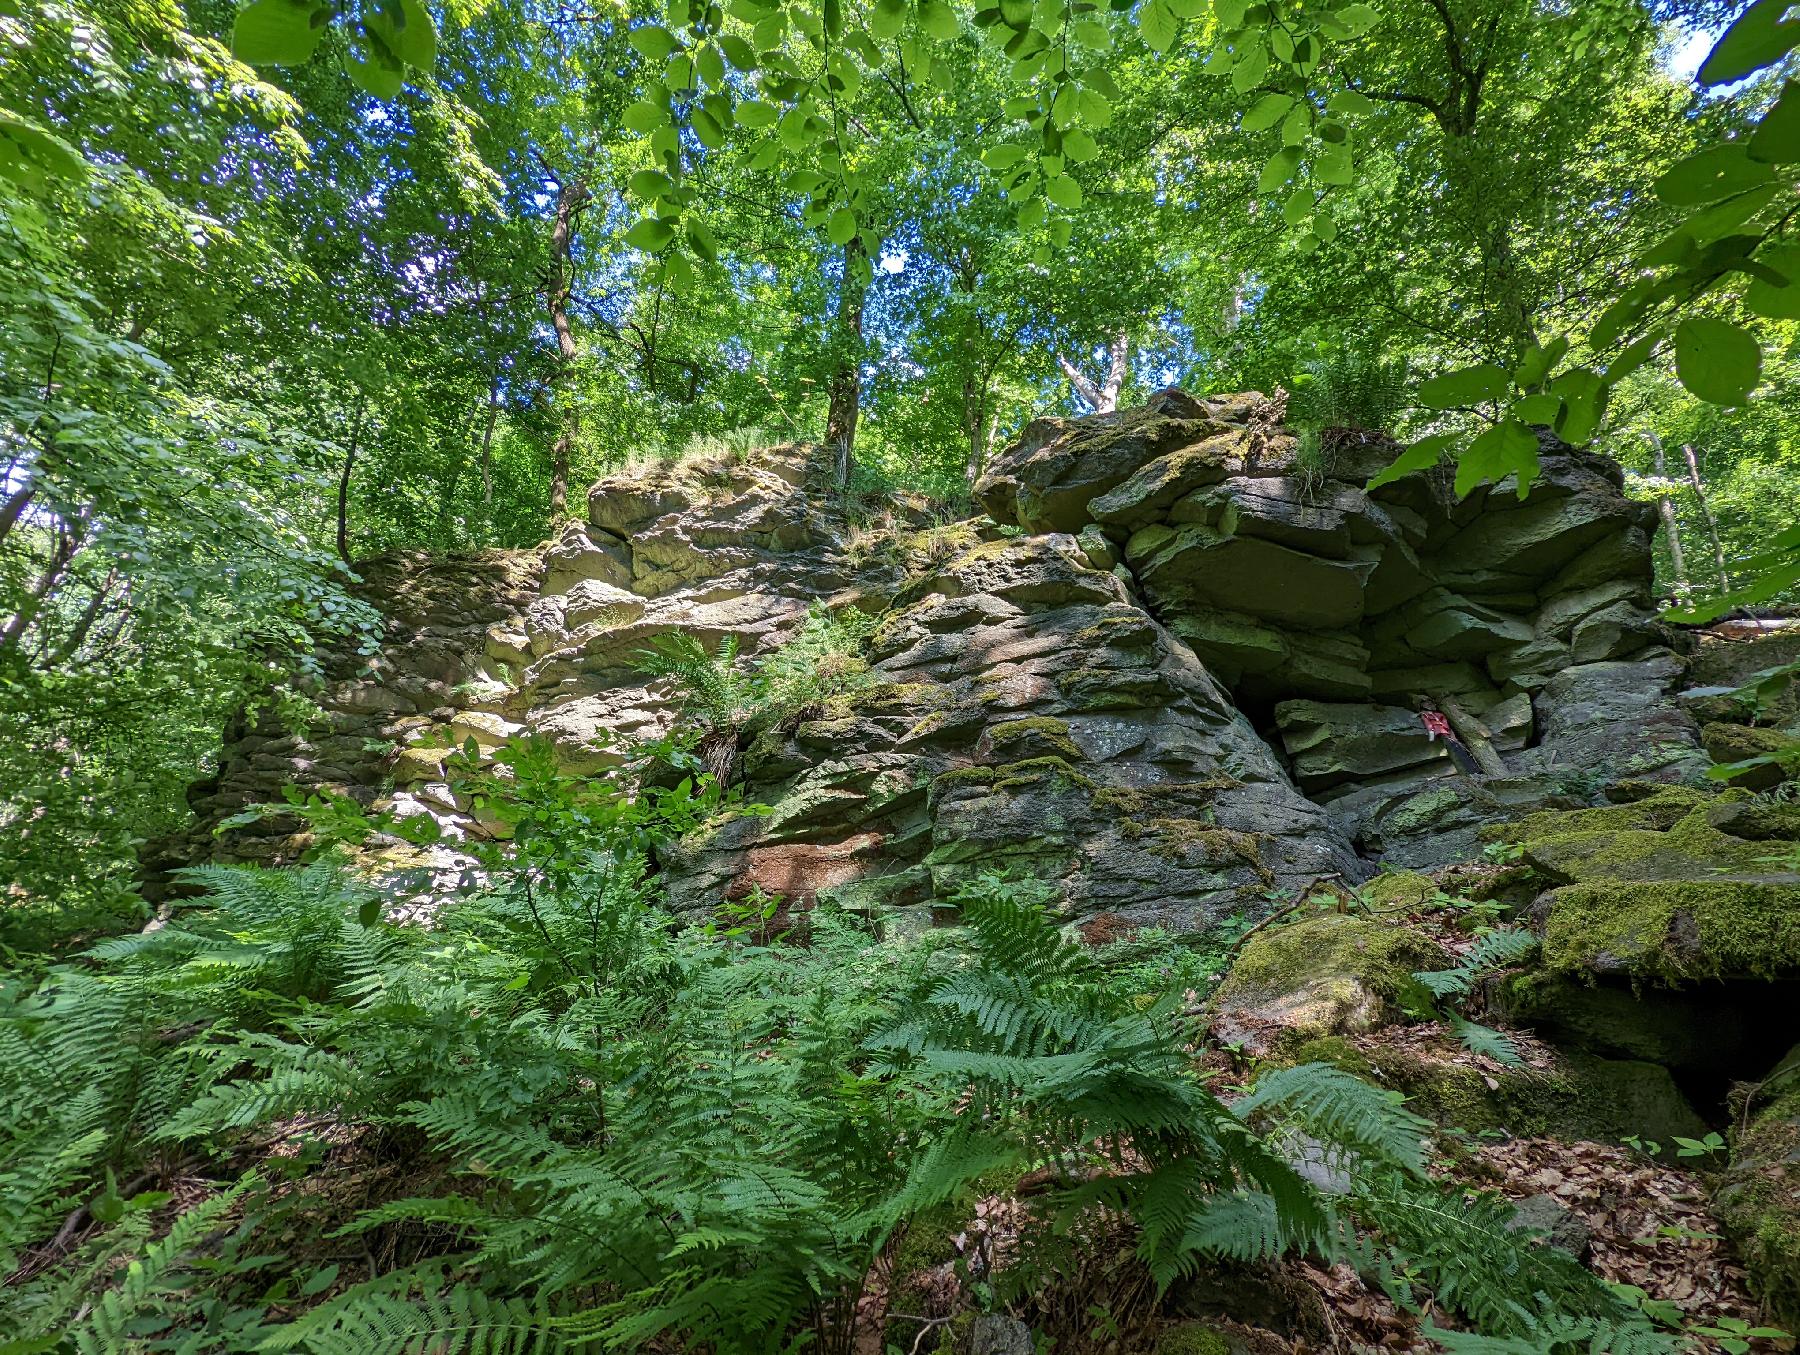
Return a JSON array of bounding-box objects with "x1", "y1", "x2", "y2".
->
[
  {"x1": 478, "y1": 372, "x2": 500, "y2": 536},
  {"x1": 546, "y1": 175, "x2": 590, "y2": 523},
  {"x1": 337, "y1": 395, "x2": 365, "y2": 566},
  {"x1": 824, "y1": 235, "x2": 867, "y2": 490},
  {"x1": 1681, "y1": 443, "x2": 1731, "y2": 595},
  {"x1": 1, "y1": 520, "x2": 82, "y2": 653},
  {"x1": 1641, "y1": 431, "x2": 1688, "y2": 597},
  {"x1": 0, "y1": 481, "x2": 33, "y2": 549},
  {"x1": 1056, "y1": 332, "x2": 1128, "y2": 413}
]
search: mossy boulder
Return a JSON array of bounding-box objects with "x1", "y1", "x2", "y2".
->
[
  {"x1": 1502, "y1": 789, "x2": 1775, "y2": 885},
  {"x1": 1286, "y1": 1034, "x2": 1706, "y2": 1148},
  {"x1": 1209, "y1": 914, "x2": 1449, "y2": 1054},
  {"x1": 1539, "y1": 880, "x2": 1800, "y2": 984},
  {"x1": 1356, "y1": 869, "x2": 1438, "y2": 912},
  {"x1": 1702, "y1": 720, "x2": 1800, "y2": 790},
  {"x1": 1715, "y1": 1050, "x2": 1800, "y2": 1327}
]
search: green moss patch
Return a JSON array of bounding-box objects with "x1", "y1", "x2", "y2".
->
[
  {"x1": 988, "y1": 716, "x2": 1083, "y2": 762},
  {"x1": 1716, "y1": 1083, "x2": 1800, "y2": 1327},
  {"x1": 1541, "y1": 879, "x2": 1800, "y2": 984}
]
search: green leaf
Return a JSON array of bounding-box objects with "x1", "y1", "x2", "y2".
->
[
  {"x1": 1654, "y1": 145, "x2": 1774, "y2": 207},
  {"x1": 1242, "y1": 92, "x2": 1293, "y2": 132},
  {"x1": 1511, "y1": 393, "x2": 1561, "y2": 425},
  {"x1": 1418, "y1": 363, "x2": 1510, "y2": 409},
  {"x1": 1064, "y1": 128, "x2": 1100, "y2": 161},
  {"x1": 1138, "y1": 0, "x2": 1178, "y2": 53},
  {"x1": 691, "y1": 107, "x2": 724, "y2": 148},
  {"x1": 1550, "y1": 368, "x2": 1606, "y2": 445},
  {"x1": 1314, "y1": 144, "x2": 1352, "y2": 185},
  {"x1": 735, "y1": 98, "x2": 778, "y2": 128},
  {"x1": 718, "y1": 32, "x2": 756, "y2": 68},
  {"x1": 1337, "y1": 3, "x2": 1378, "y2": 37},
  {"x1": 623, "y1": 99, "x2": 668, "y2": 134},
  {"x1": 919, "y1": 0, "x2": 960, "y2": 40},
  {"x1": 1327, "y1": 88, "x2": 1374, "y2": 118},
  {"x1": 1366, "y1": 433, "x2": 1456, "y2": 490},
  {"x1": 1282, "y1": 187, "x2": 1311, "y2": 226},
  {"x1": 624, "y1": 216, "x2": 678, "y2": 251},
  {"x1": 1257, "y1": 145, "x2": 1301, "y2": 192},
  {"x1": 391, "y1": 0, "x2": 437, "y2": 69},
  {"x1": 1675, "y1": 316, "x2": 1761, "y2": 405},
  {"x1": 1514, "y1": 334, "x2": 1567, "y2": 389},
  {"x1": 1072, "y1": 18, "x2": 1112, "y2": 47},
  {"x1": 1698, "y1": 0, "x2": 1800, "y2": 87},
  {"x1": 1746, "y1": 242, "x2": 1800, "y2": 318},
  {"x1": 1215, "y1": 0, "x2": 1245, "y2": 25},
  {"x1": 233, "y1": 0, "x2": 323, "y2": 66},
  {"x1": 0, "y1": 109, "x2": 86, "y2": 188},
  {"x1": 1045, "y1": 173, "x2": 1083, "y2": 208},
  {"x1": 1078, "y1": 87, "x2": 1114, "y2": 128},
  {"x1": 1455, "y1": 419, "x2": 1539, "y2": 498},
  {"x1": 630, "y1": 24, "x2": 681, "y2": 60},
  {"x1": 870, "y1": 0, "x2": 907, "y2": 36},
  {"x1": 344, "y1": 36, "x2": 405, "y2": 98},
  {"x1": 981, "y1": 144, "x2": 1029, "y2": 170},
  {"x1": 630, "y1": 168, "x2": 675, "y2": 199},
  {"x1": 686, "y1": 218, "x2": 719, "y2": 261},
  {"x1": 827, "y1": 207, "x2": 858, "y2": 245},
  {"x1": 1603, "y1": 331, "x2": 1660, "y2": 384},
  {"x1": 1017, "y1": 196, "x2": 1048, "y2": 229},
  {"x1": 1231, "y1": 42, "x2": 1269, "y2": 91}
]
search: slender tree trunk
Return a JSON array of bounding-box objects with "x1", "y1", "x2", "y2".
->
[
  {"x1": 824, "y1": 235, "x2": 867, "y2": 490},
  {"x1": 478, "y1": 373, "x2": 500, "y2": 535},
  {"x1": 1640, "y1": 432, "x2": 1688, "y2": 596},
  {"x1": 1056, "y1": 332, "x2": 1128, "y2": 413},
  {"x1": 0, "y1": 481, "x2": 33, "y2": 549},
  {"x1": 546, "y1": 176, "x2": 590, "y2": 523},
  {"x1": 337, "y1": 395, "x2": 365, "y2": 566},
  {"x1": 44, "y1": 566, "x2": 116, "y2": 667},
  {"x1": 1, "y1": 520, "x2": 82, "y2": 652},
  {"x1": 1681, "y1": 443, "x2": 1731, "y2": 594}
]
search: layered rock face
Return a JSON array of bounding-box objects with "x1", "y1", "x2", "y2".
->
[
  {"x1": 977, "y1": 389, "x2": 1703, "y2": 865},
  {"x1": 178, "y1": 392, "x2": 1704, "y2": 928}
]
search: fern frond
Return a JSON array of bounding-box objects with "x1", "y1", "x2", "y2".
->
[
  {"x1": 1236, "y1": 1062, "x2": 1432, "y2": 1177},
  {"x1": 1451, "y1": 1016, "x2": 1525, "y2": 1067}
]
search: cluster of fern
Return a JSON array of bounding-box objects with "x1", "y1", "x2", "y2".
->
[
  {"x1": 0, "y1": 734, "x2": 1679, "y2": 1354},
  {"x1": 635, "y1": 601, "x2": 879, "y2": 747}
]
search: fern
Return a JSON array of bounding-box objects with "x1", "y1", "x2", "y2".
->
[
  {"x1": 1236, "y1": 1062, "x2": 1433, "y2": 1178},
  {"x1": 1413, "y1": 927, "x2": 1538, "y2": 1000},
  {"x1": 1451, "y1": 1016, "x2": 1525, "y2": 1067}
]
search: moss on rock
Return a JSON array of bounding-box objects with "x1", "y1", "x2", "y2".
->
[
  {"x1": 1285, "y1": 1034, "x2": 1706, "y2": 1147},
  {"x1": 987, "y1": 716, "x2": 1083, "y2": 762},
  {"x1": 1356, "y1": 869, "x2": 1438, "y2": 912},
  {"x1": 1209, "y1": 914, "x2": 1449, "y2": 1052},
  {"x1": 1154, "y1": 1323, "x2": 1232, "y2": 1355},
  {"x1": 1716, "y1": 1078, "x2": 1800, "y2": 1328},
  {"x1": 1540, "y1": 879, "x2": 1800, "y2": 984}
]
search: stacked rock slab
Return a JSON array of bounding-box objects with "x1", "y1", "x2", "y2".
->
[
  {"x1": 975, "y1": 390, "x2": 1704, "y2": 866},
  {"x1": 173, "y1": 391, "x2": 1703, "y2": 927}
]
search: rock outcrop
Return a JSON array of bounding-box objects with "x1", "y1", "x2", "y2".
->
[{"x1": 171, "y1": 393, "x2": 1708, "y2": 933}]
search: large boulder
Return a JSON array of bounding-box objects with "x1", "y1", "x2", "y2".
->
[{"x1": 1207, "y1": 913, "x2": 1449, "y2": 1054}]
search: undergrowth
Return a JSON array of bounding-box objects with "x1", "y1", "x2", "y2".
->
[{"x1": 0, "y1": 715, "x2": 1681, "y2": 1353}]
